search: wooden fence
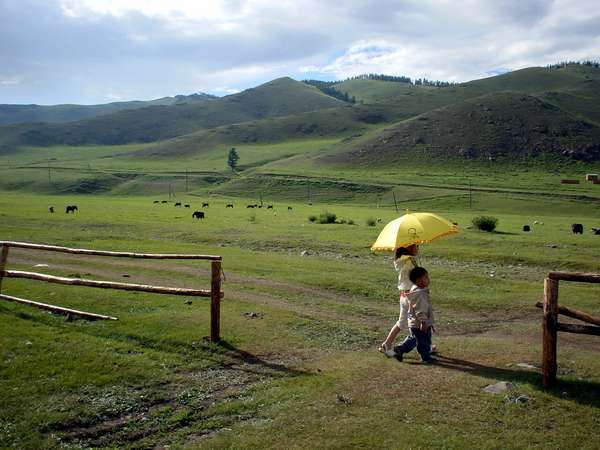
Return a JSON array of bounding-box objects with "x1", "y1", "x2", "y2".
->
[
  {"x1": 0, "y1": 241, "x2": 224, "y2": 342},
  {"x1": 537, "y1": 271, "x2": 600, "y2": 387}
]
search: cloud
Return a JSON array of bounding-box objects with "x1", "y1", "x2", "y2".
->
[{"x1": 1, "y1": 0, "x2": 599, "y2": 104}]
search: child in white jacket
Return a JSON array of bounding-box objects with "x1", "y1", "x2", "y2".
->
[{"x1": 394, "y1": 266, "x2": 435, "y2": 363}]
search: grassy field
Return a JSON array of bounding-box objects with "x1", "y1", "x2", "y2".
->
[{"x1": 1, "y1": 184, "x2": 599, "y2": 449}]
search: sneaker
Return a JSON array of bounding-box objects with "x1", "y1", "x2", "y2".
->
[
  {"x1": 378, "y1": 343, "x2": 396, "y2": 358},
  {"x1": 421, "y1": 356, "x2": 437, "y2": 364},
  {"x1": 430, "y1": 344, "x2": 438, "y2": 354},
  {"x1": 394, "y1": 350, "x2": 404, "y2": 362}
]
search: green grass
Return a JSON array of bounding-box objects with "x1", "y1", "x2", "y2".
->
[{"x1": 1, "y1": 187, "x2": 599, "y2": 449}]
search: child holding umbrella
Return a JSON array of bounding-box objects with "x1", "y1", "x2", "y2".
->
[{"x1": 372, "y1": 212, "x2": 457, "y2": 357}]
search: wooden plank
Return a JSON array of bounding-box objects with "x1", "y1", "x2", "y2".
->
[
  {"x1": 0, "y1": 244, "x2": 9, "y2": 293},
  {"x1": 0, "y1": 293, "x2": 118, "y2": 321},
  {"x1": 0, "y1": 241, "x2": 221, "y2": 261},
  {"x1": 535, "y1": 301, "x2": 600, "y2": 326},
  {"x1": 548, "y1": 272, "x2": 600, "y2": 283},
  {"x1": 3, "y1": 269, "x2": 217, "y2": 297},
  {"x1": 557, "y1": 322, "x2": 600, "y2": 336},
  {"x1": 210, "y1": 260, "x2": 222, "y2": 342},
  {"x1": 542, "y1": 278, "x2": 559, "y2": 388}
]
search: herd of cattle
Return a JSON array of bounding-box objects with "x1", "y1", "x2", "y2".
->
[
  {"x1": 151, "y1": 200, "x2": 292, "y2": 220},
  {"x1": 521, "y1": 221, "x2": 599, "y2": 235},
  {"x1": 45, "y1": 204, "x2": 600, "y2": 235}
]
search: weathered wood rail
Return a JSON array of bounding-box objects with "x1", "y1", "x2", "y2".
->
[
  {"x1": 537, "y1": 271, "x2": 600, "y2": 387},
  {"x1": 0, "y1": 241, "x2": 224, "y2": 342}
]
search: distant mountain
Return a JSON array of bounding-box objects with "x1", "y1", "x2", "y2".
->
[
  {"x1": 314, "y1": 92, "x2": 600, "y2": 166},
  {"x1": 2, "y1": 65, "x2": 600, "y2": 165},
  {"x1": 0, "y1": 93, "x2": 216, "y2": 126},
  {"x1": 0, "y1": 78, "x2": 343, "y2": 148}
]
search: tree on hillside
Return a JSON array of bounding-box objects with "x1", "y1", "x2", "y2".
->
[{"x1": 228, "y1": 147, "x2": 239, "y2": 171}]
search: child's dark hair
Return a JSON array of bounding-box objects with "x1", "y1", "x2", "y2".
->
[
  {"x1": 409, "y1": 266, "x2": 428, "y2": 284},
  {"x1": 395, "y1": 246, "x2": 413, "y2": 259}
]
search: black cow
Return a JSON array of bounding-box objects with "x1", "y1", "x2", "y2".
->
[
  {"x1": 591, "y1": 227, "x2": 600, "y2": 235},
  {"x1": 153, "y1": 200, "x2": 159, "y2": 204},
  {"x1": 192, "y1": 211, "x2": 205, "y2": 219},
  {"x1": 202, "y1": 202, "x2": 209, "y2": 208},
  {"x1": 174, "y1": 202, "x2": 182, "y2": 207},
  {"x1": 161, "y1": 200, "x2": 168, "y2": 204},
  {"x1": 288, "y1": 206, "x2": 293, "y2": 211},
  {"x1": 572, "y1": 223, "x2": 584, "y2": 234},
  {"x1": 184, "y1": 204, "x2": 190, "y2": 208},
  {"x1": 65, "y1": 205, "x2": 78, "y2": 214},
  {"x1": 523, "y1": 225, "x2": 530, "y2": 232},
  {"x1": 267, "y1": 205, "x2": 273, "y2": 209},
  {"x1": 49, "y1": 206, "x2": 54, "y2": 213},
  {"x1": 226, "y1": 204, "x2": 234, "y2": 208},
  {"x1": 247, "y1": 204, "x2": 255, "y2": 208}
]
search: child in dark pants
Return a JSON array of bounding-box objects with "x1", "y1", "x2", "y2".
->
[{"x1": 394, "y1": 266, "x2": 435, "y2": 363}]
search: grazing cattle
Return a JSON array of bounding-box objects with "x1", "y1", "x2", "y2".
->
[
  {"x1": 184, "y1": 204, "x2": 190, "y2": 208},
  {"x1": 202, "y1": 202, "x2": 209, "y2": 208},
  {"x1": 267, "y1": 205, "x2": 273, "y2": 209},
  {"x1": 49, "y1": 206, "x2": 54, "y2": 213},
  {"x1": 153, "y1": 200, "x2": 159, "y2": 204},
  {"x1": 161, "y1": 200, "x2": 168, "y2": 204},
  {"x1": 226, "y1": 204, "x2": 234, "y2": 208},
  {"x1": 523, "y1": 225, "x2": 530, "y2": 232},
  {"x1": 247, "y1": 204, "x2": 255, "y2": 208},
  {"x1": 592, "y1": 227, "x2": 600, "y2": 235},
  {"x1": 376, "y1": 218, "x2": 382, "y2": 223},
  {"x1": 192, "y1": 211, "x2": 205, "y2": 219},
  {"x1": 288, "y1": 206, "x2": 293, "y2": 211},
  {"x1": 572, "y1": 223, "x2": 584, "y2": 234},
  {"x1": 174, "y1": 202, "x2": 182, "y2": 207},
  {"x1": 65, "y1": 205, "x2": 78, "y2": 214}
]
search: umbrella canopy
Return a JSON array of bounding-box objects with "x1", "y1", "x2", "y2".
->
[{"x1": 371, "y1": 212, "x2": 459, "y2": 251}]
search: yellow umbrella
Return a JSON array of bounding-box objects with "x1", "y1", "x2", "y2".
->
[{"x1": 371, "y1": 212, "x2": 459, "y2": 251}]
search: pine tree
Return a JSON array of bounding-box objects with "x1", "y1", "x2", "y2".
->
[{"x1": 228, "y1": 147, "x2": 239, "y2": 171}]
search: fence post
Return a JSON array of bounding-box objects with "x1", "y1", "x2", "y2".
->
[
  {"x1": 210, "y1": 260, "x2": 222, "y2": 342},
  {"x1": 0, "y1": 244, "x2": 9, "y2": 293},
  {"x1": 542, "y1": 278, "x2": 559, "y2": 387}
]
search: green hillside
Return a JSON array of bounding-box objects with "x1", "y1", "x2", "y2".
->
[
  {"x1": 0, "y1": 78, "x2": 343, "y2": 148},
  {"x1": 312, "y1": 92, "x2": 600, "y2": 167},
  {"x1": 0, "y1": 93, "x2": 216, "y2": 126}
]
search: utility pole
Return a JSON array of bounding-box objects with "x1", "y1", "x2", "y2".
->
[
  {"x1": 307, "y1": 183, "x2": 311, "y2": 204},
  {"x1": 48, "y1": 161, "x2": 51, "y2": 185},
  {"x1": 259, "y1": 192, "x2": 263, "y2": 207},
  {"x1": 185, "y1": 170, "x2": 189, "y2": 192},
  {"x1": 469, "y1": 180, "x2": 472, "y2": 208},
  {"x1": 392, "y1": 191, "x2": 399, "y2": 213}
]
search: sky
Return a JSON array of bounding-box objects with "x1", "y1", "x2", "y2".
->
[{"x1": 1, "y1": 0, "x2": 599, "y2": 105}]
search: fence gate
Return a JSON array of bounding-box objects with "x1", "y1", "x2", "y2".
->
[
  {"x1": 537, "y1": 271, "x2": 600, "y2": 387},
  {"x1": 0, "y1": 241, "x2": 224, "y2": 342}
]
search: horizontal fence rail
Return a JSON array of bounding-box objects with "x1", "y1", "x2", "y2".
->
[
  {"x1": 0, "y1": 293, "x2": 118, "y2": 321},
  {"x1": 0, "y1": 241, "x2": 221, "y2": 261},
  {"x1": 540, "y1": 272, "x2": 600, "y2": 387},
  {"x1": 3, "y1": 270, "x2": 220, "y2": 297},
  {"x1": 0, "y1": 241, "x2": 223, "y2": 341}
]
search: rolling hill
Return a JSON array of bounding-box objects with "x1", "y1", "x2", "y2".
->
[
  {"x1": 0, "y1": 93, "x2": 216, "y2": 126},
  {"x1": 313, "y1": 91, "x2": 600, "y2": 167},
  {"x1": 2, "y1": 64, "x2": 600, "y2": 171},
  {"x1": 0, "y1": 78, "x2": 343, "y2": 148}
]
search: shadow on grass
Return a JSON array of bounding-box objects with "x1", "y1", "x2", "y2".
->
[
  {"x1": 0, "y1": 304, "x2": 309, "y2": 378},
  {"x1": 433, "y1": 355, "x2": 600, "y2": 408}
]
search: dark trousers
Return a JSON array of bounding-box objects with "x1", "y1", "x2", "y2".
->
[{"x1": 394, "y1": 327, "x2": 432, "y2": 361}]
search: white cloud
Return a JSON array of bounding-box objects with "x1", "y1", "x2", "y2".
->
[
  {"x1": 0, "y1": 76, "x2": 22, "y2": 86},
  {"x1": 2, "y1": 0, "x2": 600, "y2": 103}
]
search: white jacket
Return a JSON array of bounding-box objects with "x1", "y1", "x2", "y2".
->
[{"x1": 406, "y1": 285, "x2": 434, "y2": 329}]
